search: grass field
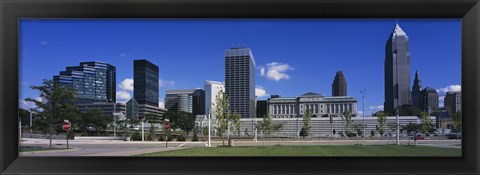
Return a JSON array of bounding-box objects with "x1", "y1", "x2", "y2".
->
[
  {"x1": 19, "y1": 147, "x2": 67, "y2": 152},
  {"x1": 140, "y1": 145, "x2": 461, "y2": 157}
]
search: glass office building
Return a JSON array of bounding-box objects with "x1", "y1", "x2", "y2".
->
[
  {"x1": 165, "y1": 89, "x2": 205, "y2": 116},
  {"x1": 225, "y1": 48, "x2": 256, "y2": 118},
  {"x1": 385, "y1": 24, "x2": 411, "y2": 113},
  {"x1": 134, "y1": 59, "x2": 159, "y2": 107},
  {"x1": 53, "y1": 61, "x2": 116, "y2": 103}
]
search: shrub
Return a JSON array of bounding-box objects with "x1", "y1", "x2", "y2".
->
[
  {"x1": 299, "y1": 127, "x2": 308, "y2": 138},
  {"x1": 131, "y1": 132, "x2": 142, "y2": 141},
  {"x1": 192, "y1": 133, "x2": 199, "y2": 142},
  {"x1": 159, "y1": 135, "x2": 173, "y2": 141},
  {"x1": 177, "y1": 134, "x2": 186, "y2": 141}
]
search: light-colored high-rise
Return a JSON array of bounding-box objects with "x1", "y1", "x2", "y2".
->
[
  {"x1": 204, "y1": 80, "x2": 224, "y2": 119},
  {"x1": 225, "y1": 48, "x2": 256, "y2": 118}
]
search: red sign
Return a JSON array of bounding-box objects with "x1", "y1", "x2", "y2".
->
[
  {"x1": 63, "y1": 120, "x2": 71, "y2": 131},
  {"x1": 163, "y1": 121, "x2": 170, "y2": 130}
]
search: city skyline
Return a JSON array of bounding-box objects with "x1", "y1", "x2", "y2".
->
[{"x1": 19, "y1": 19, "x2": 461, "y2": 116}]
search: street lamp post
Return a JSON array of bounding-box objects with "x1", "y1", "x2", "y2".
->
[
  {"x1": 29, "y1": 110, "x2": 33, "y2": 138},
  {"x1": 207, "y1": 108, "x2": 211, "y2": 147},
  {"x1": 360, "y1": 89, "x2": 367, "y2": 137},
  {"x1": 110, "y1": 99, "x2": 117, "y2": 137}
]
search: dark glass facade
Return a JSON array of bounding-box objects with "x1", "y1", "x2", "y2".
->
[
  {"x1": 256, "y1": 100, "x2": 267, "y2": 118},
  {"x1": 225, "y1": 48, "x2": 256, "y2": 118},
  {"x1": 165, "y1": 89, "x2": 205, "y2": 116},
  {"x1": 420, "y1": 87, "x2": 439, "y2": 111},
  {"x1": 134, "y1": 59, "x2": 159, "y2": 107},
  {"x1": 332, "y1": 71, "x2": 347, "y2": 96},
  {"x1": 385, "y1": 24, "x2": 411, "y2": 113},
  {"x1": 53, "y1": 61, "x2": 116, "y2": 103}
]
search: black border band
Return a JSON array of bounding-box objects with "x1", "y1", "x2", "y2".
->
[{"x1": 1, "y1": 0, "x2": 479, "y2": 174}]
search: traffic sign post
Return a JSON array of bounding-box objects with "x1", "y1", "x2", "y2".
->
[
  {"x1": 163, "y1": 120, "x2": 170, "y2": 148},
  {"x1": 63, "y1": 120, "x2": 71, "y2": 149}
]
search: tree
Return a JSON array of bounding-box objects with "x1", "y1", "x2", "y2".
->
[
  {"x1": 376, "y1": 111, "x2": 387, "y2": 137},
  {"x1": 163, "y1": 111, "x2": 195, "y2": 136},
  {"x1": 353, "y1": 124, "x2": 362, "y2": 137},
  {"x1": 452, "y1": 111, "x2": 462, "y2": 133},
  {"x1": 302, "y1": 109, "x2": 312, "y2": 137},
  {"x1": 258, "y1": 114, "x2": 273, "y2": 139},
  {"x1": 341, "y1": 110, "x2": 354, "y2": 137},
  {"x1": 25, "y1": 79, "x2": 76, "y2": 148},
  {"x1": 419, "y1": 111, "x2": 432, "y2": 134},
  {"x1": 387, "y1": 122, "x2": 398, "y2": 137},
  {"x1": 213, "y1": 90, "x2": 230, "y2": 146},
  {"x1": 78, "y1": 109, "x2": 112, "y2": 136},
  {"x1": 144, "y1": 113, "x2": 162, "y2": 141},
  {"x1": 402, "y1": 122, "x2": 420, "y2": 134},
  {"x1": 231, "y1": 112, "x2": 241, "y2": 136},
  {"x1": 272, "y1": 122, "x2": 284, "y2": 138},
  {"x1": 299, "y1": 127, "x2": 308, "y2": 138}
]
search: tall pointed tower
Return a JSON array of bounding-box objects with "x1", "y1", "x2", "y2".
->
[
  {"x1": 384, "y1": 23, "x2": 411, "y2": 113},
  {"x1": 411, "y1": 70, "x2": 422, "y2": 108}
]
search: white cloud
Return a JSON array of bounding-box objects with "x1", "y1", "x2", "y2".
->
[
  {"x1": 260, "y1": 62, "x2": 294, "y2": 81},
  {"x1": 118, "y1": 78, "x2": 134, "y2": 91},
  {"x1": 158, "y1": 98, "x2": 165, "y2": 109},
  {"x1": 19, "y1": 100, "x2": 36, "y2": 110},
  {"x1": 255, "y1": 86, "x2": 269, "y2": 97},
  {"x1": 19, "y1": 97, "x2": 42, "y2": 110},
  {"x1": 120, "y1": 53, "x2": 127, "y2": 57},
  {"x1": 436, "y1": 85, "x2": 461, "y2": 95},
  {"x1": 357, "y1": 111, "x2": 364, "y2": 116},
  {"x1": 260, "y1": 67, "x2": 265, "y2": 76},
  {"x1": 369, "y1": 105, "x2": 384, "y2": 111},
  {"x1": 439, "y1": 96, "x2": 445, "y2": 108},
  {"x1": 40, "y1": 41, "x2": 48, "y2": 45},
  {"x1": 159, "y1": 79, "x2": 175, "y2": 88},
  {"x1": 116, "y1": 91, "x2": 131, "y2": 102}
]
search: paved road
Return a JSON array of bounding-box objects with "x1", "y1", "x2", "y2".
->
[{"x1": 19, "y1": 138, "x2": 461, "y2": 156}]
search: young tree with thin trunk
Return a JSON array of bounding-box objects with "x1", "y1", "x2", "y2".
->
[
  {"x1": 25, "y1": 79, "x2": 76, "y2": 148},
  {"x1": 213, "y1": 90, "x2": 230, "y2": 146},
  {"x1": 376, "y1": 111, "x2": 387, "y2": 137},
  {"x1": 341, "y1": 110, "x2": 354, "y2": 137},
  {"x1": 301, "y1": 109, "x2": 312, "y2": 138}
]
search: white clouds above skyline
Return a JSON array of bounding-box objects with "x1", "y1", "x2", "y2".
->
[
  {"x1": 369, "y1": 105, "x2": 384, "y2": 111},
  {"x1": 255, "y1": 86, "x2": 269, "y2": 98},
  {"x1": 118, "y1": 78, "x2": 134, "y2": 91},
  {"x1": 259, "y1": 62, "x2": 294, "y2": 81},
  {"x1": 116, "y1": 91, "x2": 131, "y2": 102},
  {"x1": 19, "y1": 97, "x2": 42, "y2": 110},
  {"x1": 436, "y1": 85, "x2": 461, "y2": 94},
  {"x1": 158, "y1": 98, "x2": 165, "y2": 109}
]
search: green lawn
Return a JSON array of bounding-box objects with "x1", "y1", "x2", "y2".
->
[
  {"x1": 19, "y1": 147, "x2": 67, "y2": 152},
  {"x1": 140, "y1": 145, "x2": 461, "y2": 157}
]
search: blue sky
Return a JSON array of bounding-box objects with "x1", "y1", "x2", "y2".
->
[{"x1": 19, "y1": 19, "x2": 461, "y2": 116}]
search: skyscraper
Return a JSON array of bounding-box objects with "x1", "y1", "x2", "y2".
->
[
  {"x1": 384, "y1": 24, "x2": 411, "y2": 113},
  {"x1": 332, "y1": 71, "x2": 347, "y2": 96},
  {"x1": 134, "y1": 59, "x2": 159, "y2": 107},
  {"x1": 204, "y1": 80, "x2": 224, "y2": 119},
  {"x1": 411, "y1": 70, "x2": 422, "y2": 108},
  {"x1": 420, "y1": 87, "x2": 439, "y2": 111},
  {"x1": 165, "y1": 89, "x2": 205, "y2": 116},
  {"x1": 53, "y1": 61, "x2": 116, "y2": 103},
  {"x1": 225, "y1": 48, "x2": 256, "y2": 118},
  {"x1": 444, "y1": 91, "x2": 462, "y2": 116}
]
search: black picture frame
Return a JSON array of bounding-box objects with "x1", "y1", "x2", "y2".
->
[{"x1": 1, "y1": 0, "x2": 479, "y2": 174}]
